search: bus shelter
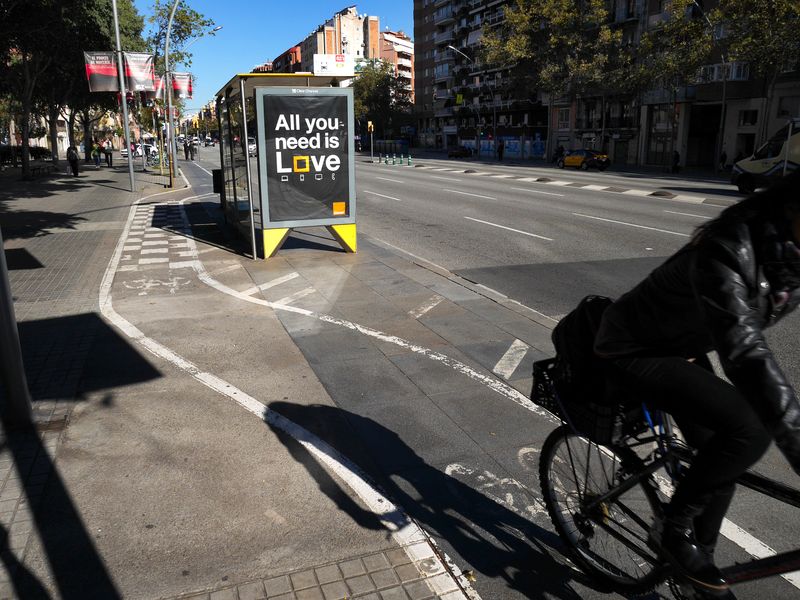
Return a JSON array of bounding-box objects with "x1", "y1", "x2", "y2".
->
[{"x1": 214, "y1": 73, "x2": 356, "y2": 258}]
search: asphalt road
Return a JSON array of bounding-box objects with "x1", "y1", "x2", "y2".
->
[{"x1": 188, "y1": 147, "x2": 800, "y2": 600}]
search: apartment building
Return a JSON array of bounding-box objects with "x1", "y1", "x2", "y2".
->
[
  {"x1": 272, "y1": 6, "x2": 380, "y2": 75},
  {"x1": 414, "y1": 0, "x2": 800, "y2": 168},
  {"x1": 414, "y1": 0, "x2": 548, "y2": 157},
  {"x1": 380, "y1": 30, "x2": 415, "y2": 103}
]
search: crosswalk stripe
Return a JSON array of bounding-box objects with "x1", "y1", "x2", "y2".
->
[
  {"x1": 274, "y1": 287, "x2": 315, "y2": 306},
  {"x1": 242, "y1": 272, "x2": 300, "y2": 296},
  {"x1": 493, "y1": 339, "x2": 529, "y2": 380}
]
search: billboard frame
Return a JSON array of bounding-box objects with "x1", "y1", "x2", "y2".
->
[{"x1": 254, "y1": 86, "x2": 356, "y2": 230}]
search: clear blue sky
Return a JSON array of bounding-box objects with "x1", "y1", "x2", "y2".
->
[{"x1": 134, "y1": 1, "x2": 413, "y2": 112}]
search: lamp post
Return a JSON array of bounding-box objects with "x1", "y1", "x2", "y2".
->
[
  {"x1": 447, "y1": 45, "x2": 496, "y2": 158},
  {"x1": 693, "y1": 0, "x2": 727, "y2": 173},
  {"x1": 165, "y1": 2, "x2": 221, "y2": 187}
]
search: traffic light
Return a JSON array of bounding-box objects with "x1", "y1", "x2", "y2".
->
[{"x1": 367, "y1": 120, "x2": 374, "y2": 132}]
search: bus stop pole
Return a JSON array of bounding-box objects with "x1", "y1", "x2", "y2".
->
[
  {"x1": 240, "y1": 78, "x2": 258, "y2": 260},
  {"x1": 0, "y1": 227, "x2": 33, "y2": 430},
  {"x1": 112, "y1": 0, "x2": 136, "y2": 192}
]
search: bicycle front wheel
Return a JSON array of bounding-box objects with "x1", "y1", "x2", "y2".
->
[{"x1": 540, "y1": 425, "x2": 665, "y2": 593}]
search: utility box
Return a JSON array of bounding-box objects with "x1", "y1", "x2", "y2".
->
[{"x1": 215, "y1": 74, "x2": 356, "y2": 258}]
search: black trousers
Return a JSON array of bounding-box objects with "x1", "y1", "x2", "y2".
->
[
  {"x1": 613, "y1": 355, "x2": 772, "y2": 548},
  {"x1": 68, "y1": 159, "x2": 78, "y2": 176}
]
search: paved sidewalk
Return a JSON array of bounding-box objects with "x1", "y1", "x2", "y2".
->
[{"x1": 1, "y1": 165, "x2": 505, "y2": 599}]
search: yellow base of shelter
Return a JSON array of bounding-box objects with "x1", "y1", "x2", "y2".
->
[{"x1": 262, "y1": 224, "x2": 356, "y2": 258}]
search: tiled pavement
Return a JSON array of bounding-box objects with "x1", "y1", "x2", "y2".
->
[{"x1": 171, "y1": 544, "x2": 463, "y2": 600}]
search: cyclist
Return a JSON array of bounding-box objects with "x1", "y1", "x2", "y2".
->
[{"x1": 594, "y1": 171, "x2": 800, "y2": 596}]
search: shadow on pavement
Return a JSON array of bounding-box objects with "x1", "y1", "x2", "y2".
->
[
  {"x1": 17, "y1": 313, "x2": 162, "y2": 402},
  {"x1": 0, "y1": 207, "x2": 86, "y2": 241},
  {"x1": 0, "y1": 312, "x2": 163, "y2": 598},
  {"x1": 267, "y1": 401, "x2": 608, "y2": 599}
]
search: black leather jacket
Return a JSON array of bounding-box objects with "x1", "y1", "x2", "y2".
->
[{"x1": 595, "y1": 220, "x2": 800, "y2": 470}]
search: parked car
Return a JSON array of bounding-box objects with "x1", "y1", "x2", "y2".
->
[
  {"x1": 448, "y1": 145, "x2": 472, "y2": 158},
  {"x1": 731, "y1": 118, "x2": 799, "y2": 193},
  {"x1": 247, "y1": 137, "x2": 257, "y2": 157},
  {"x1": 558, "y1": 149, "x2": 610, "y2": 171},
  {"x1": 121, "y1": 143, "x2": 156, "y2": 159}
]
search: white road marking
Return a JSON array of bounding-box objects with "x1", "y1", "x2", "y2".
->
[
  {"x1": 622, "y1": 189, "x2": 653, "y2": 197},
  {"x1": 409, "y1": 295, "x2": 444, "y2": 319},
  {"x1": 445, "y1": 463, "x2": 547, "y2": 520},
  {"x1": 572, "y1": 213, "x2": 690, "y2": 237},
  {"x1": 208, "y1": 263, "x2": 242, "y2": 276},
  {"x1": 545, "y1": 180, "x2": 573, "y2": 186},
  {"x1": 428, "y1": 175, "x2": 461, "y2": 182},
  {"x1": 242, "y1": 272, "x2": 300, "y2": 296},
  {"x1": 99, "y1": 189, "x2": 477, "y2": 600},
  {"x1": 492, "y1": 339, "x2": 529, "y2": 380},
  {"x1": 142, "y1": 240, "x2": 169, "y2": 246},
  {"x1": 169, "y1": 260, "x2": 201, "y2": 269},
  {"x1": 139, "y1": 257, "x2": 169, "y2": 264},
  {"x1": 443, "y1": 189, "x2": 496, "y2": 200},
  {"x1": 363, "y1": 190, "x2": 402, "y2": 202},
  {"x1": 664, "y1": 210, "x2": 711, "y2": 219},
  {"x1": 374, "y1": 176, "x2": 403, "y2": 183},
  {"x1": 274, "y1": 287, "x2": 315, "y2": 306},
  {"x1": 583, "y1": 184, "x2": 610, "y2": 191},
  {"x1": 191, "y1": 163, "x2": 213, "y2": 176},
  {"x1": 464, "y1": 216, "x2": 553, "y2": 241},
  {"x1": 510, "y1": 187, "x2": 564, "y2": 198},
  {"x1": 141, "y1": 248, "x2": 169, "y2": 254}
]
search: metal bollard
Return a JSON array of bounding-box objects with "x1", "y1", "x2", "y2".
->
[
  {"x1": 398, "y1": 154, "x2": 404, "y2": 165},
  {"x1": 378, "y1": 153, "x2": 382, "y2": 164},
  {"x1": 408, "y1": 154, "x2": 412, "y2": 166},
  {"x1": 391, "y1": 154, "x2": 396, "y2": 165}
]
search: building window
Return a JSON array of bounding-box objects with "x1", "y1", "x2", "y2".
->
[
  {"x1": 738, "y1": 110, "x2": 758, "y2": 127},
  {"x1": 777, "y1": 96, "x2": 800, "y2": 118},
  {"x1": 557, "y1": 108, "x2": 570, "y2": 130}
]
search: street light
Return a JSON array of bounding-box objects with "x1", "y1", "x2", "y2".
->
[
  {"x1": 447, "y1": 45, "x2": 497, "y2": 158},
  {"x1": 692, "y1": 0, "x2": 727, "y2": 173},
  {"x1": 165, "y1": 0, "x2": 221, "y2": 186}
]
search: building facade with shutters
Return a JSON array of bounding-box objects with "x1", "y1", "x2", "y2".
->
[{"x1": 413, "y1": 0, "x2": 800, "y2": 168}]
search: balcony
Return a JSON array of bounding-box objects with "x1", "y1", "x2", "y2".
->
[
  {"x1": 397, "y1": 58, "x2": 413, "y2": 68},
  {"x1": 434, "y1": 29, "x2": 456, "y2": 44},
  {"x1": 434, "y1": 7, "x2": 455, "y2": 25}
]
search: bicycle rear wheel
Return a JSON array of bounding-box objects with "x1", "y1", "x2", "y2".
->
[{"x1": 540, "y1": 424, "x2": 665, "y2": 593}]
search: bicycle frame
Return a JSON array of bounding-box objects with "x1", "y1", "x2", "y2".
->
[{"x1": 571, "y1": 405, "x2": 800, "y2": 588}]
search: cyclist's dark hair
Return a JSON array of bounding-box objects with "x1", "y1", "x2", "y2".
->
[{"x1": 692, "y1": 170, "x2": 800, "y2": 243}]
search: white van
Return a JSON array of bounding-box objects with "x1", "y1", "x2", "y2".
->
[{"x1": 732, "y1": 118, "x2": 799, "y2": 193}]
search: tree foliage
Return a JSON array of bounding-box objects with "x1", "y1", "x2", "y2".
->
[
  {"x1": 353, "y1": 60, "x2": 412, "y2": 138},
  {"x1": 145, "y1": 0, "x2": 216, "y2": 73},
  {"x1": 482, "y1": 0, "x2": 629, "y2": 99}
]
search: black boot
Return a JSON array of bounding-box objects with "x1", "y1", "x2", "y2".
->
[{"x1": 652, "y1": 517, "x2": 729, "y2": 595}]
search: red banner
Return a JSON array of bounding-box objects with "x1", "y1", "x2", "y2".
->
[
  {"x1": 123, "y1": 52, "x2": 155, "y2": 91},
  {"x1": 84, "y1": 51, "x2": 119, "y2": 92},
  {"x1": 171, "y1": 73, "x2": 193, "y2": 99}
]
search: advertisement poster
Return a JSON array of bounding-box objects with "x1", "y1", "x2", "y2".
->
[
  {"x1": 261, "y1": 90, "x2": 352, "y2": 223},
  {"x1": 84, "y1": 51, "x2": 119, "y2": 92},
  {"x1": 123, "y1": 52, "x2": 155, "y2": 91},
  {"x1": 172, "y1": 73, "x2": 193, "y2": 99}
]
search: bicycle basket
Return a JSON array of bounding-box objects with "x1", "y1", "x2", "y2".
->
[{"x1": 532, "y1": 358, "x2": 627, "y2": 445}]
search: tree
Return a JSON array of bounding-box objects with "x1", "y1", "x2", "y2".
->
[
  {"x1": 482, "y1": 0, "x2": 630, "y2": 155},
  {"x1": 721, "y1": 0, "x2": 800, "y2": 144},
  {"x1": 353, "y1": 60, "x2": 412, "y2": 139},
  {"x1": 145, "y1": 0, "x2": 215, "y2": 74}
]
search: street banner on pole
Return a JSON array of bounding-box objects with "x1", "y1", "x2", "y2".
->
[
  {"x1": 84, "y1": 51, "x2": 119, "y2": 92},
  {"x1": 123, "y1": 52, "x2": 155, "y2": 91},
  {"x1": 153, "y1": 76, "x2": 166, "y2": 101},
  {"x1": 172, "y1": 73, "x2": 193, "y2": 99},
  {"x1": 256, "y1": 87, "x2": 355, "y2": 225}
]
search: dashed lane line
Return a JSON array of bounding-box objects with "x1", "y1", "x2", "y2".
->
[
  {"x1": 492, "y1": 339, "x2": 529, "y2": 380},
  {"x1": 464, "y1": 217, "x2": 553, "y2": 242},
  {"x1": 443, "y1": 189, "x2": 496, "y2": 200},
  {"x1": 572, "y1": 212, "x2": 690, "y2": 237},
  {"x1": 363, "y1": 190, "x2": 402, "y2": 202}
]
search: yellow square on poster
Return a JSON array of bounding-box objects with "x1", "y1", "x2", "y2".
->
[{"x1": 332, "y1": 202, "x2": 346, "y2": 215}]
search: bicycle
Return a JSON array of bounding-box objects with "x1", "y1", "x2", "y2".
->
[{"x1": 532, "y1": 357, "x2": 800, "y2": 598}]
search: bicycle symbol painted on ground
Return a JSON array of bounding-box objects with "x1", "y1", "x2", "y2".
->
[{"x1": 122, "y1": 276, "x2": 191, "y2": 296}]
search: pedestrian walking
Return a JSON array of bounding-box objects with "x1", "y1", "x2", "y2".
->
[
  {"x1": 189, "y1": 140, "x2": 196, "y2": 161},
  {"x1": 183, "y1": 140, "x2": 190, "y2": 161},
  {"x1": 103, "y1": 139, "x2": 113, "y2": 167},
  {"x1": 672, "y1": 149, "x2": 681, "y2": 174},
  {"x1": 497, "y1": 140, "x2": 504, "y2": 161},
  {"x1": 91, "y1": 140, "x2": 101, "y2": 169},
  {"x1": 718, "y1": 149, "x2": 727, "y2": 171},
  {"x1": 66, "y1": 145, "x2": 79, "y2": 176}
]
